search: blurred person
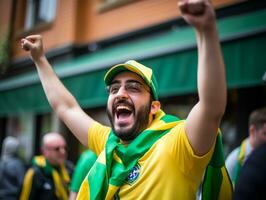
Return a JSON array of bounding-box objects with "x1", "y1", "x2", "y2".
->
[
  {"x1": 0, "y1": 136, "x2": 26, "y2": 200},
  {"x1": 69, "y1": 150, "x2": 96, "y2": 200},
  {"x1": 233, "y1": 142, "x2": 266, "y2": 199},
  {"x1": 19, "y1": 132, "x2": 72, "y2": 200},
  {"x1": 21, "y1": 0, "x2": 232, "y2": 199},
  {"x1": 226, "y1": 107, "x2": 266, "y2": 186}
]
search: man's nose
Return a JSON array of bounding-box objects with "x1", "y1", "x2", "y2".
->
[
  {"x1": 116, "y1": 85, "x2": 129, "y2": 98},
  {"x1": 59, "y1": 147, "x2": 67, "y2": 154}
]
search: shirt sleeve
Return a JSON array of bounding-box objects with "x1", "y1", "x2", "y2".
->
[{"x1": 166, "y1": 121, "x2": 215, "y2": 181}]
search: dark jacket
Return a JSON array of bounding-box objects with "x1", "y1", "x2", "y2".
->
[
  {"x1": 0, "y1": 136, "x2": 26, "y2": 200},
  {"x1": 20, "y1": 156, "x2": 73, "y2": 200},
  {"x1": 24, "y1": 165, "x2": 60, "y2": 200},
  {"x1": 233, "y1": 143, "x2": 266, "y2": 200},
  {"x1": 0, "y1": 157, "x2": 26, "y2": 200}
]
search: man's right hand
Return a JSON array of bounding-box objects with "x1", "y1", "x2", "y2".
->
[
  {"x1": 21, "y1": 35, "x2": 45, "y2": 62},
  {"x1": 178, "y1": 0, "x2": 216, "y2": 32}
]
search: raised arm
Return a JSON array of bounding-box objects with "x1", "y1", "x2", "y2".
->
[
  {"x1": 178, "y1": 0, "x2": 227, "y2": 155},
  {"x1": 21, "y1": 35, "x2": 95, "y2": 146}
]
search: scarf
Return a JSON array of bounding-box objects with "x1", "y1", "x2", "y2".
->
[
  {"x1": 32, "y1": 155, "x2": 70, "y2": 200},
  {"x1": 201, "y1": 133, "x2": 233, "y2": 200},
  {"x1": 82, "y1": 110, "x2": 232, "y2": 199},
  {"x1": 231, "y1": 138, "x2": 248, "y2": 187}
]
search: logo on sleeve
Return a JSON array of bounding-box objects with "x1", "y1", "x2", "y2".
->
[{"x1": 125, "y1": 163, "x2": 141, "y2": 185}]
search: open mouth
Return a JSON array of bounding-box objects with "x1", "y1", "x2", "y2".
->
[
  {"x1": 116, "y1": 105, "x2": 132, "y2": 118},
  {"x1": 114, "y1": 103, "x2": 134, "y2": 126}
]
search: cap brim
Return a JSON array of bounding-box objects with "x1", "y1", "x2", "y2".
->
[{"x1": 104, "y1": 64, "x2": 149, "y2": 86}]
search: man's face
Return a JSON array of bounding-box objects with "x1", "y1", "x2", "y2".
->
[
  {"x1": 43, "y1": 135, "x2": 67, "y2": 166},
  {"x1": 253, "y1": 123, "x2": 266, "y2": 148},
  {"x1": 107, "y1": 71, "x2": 152, "y2": 142}
]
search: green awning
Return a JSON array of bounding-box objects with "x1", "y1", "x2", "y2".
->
[{"x1": 0, "y1": 9, "x2": 266, "y2": 116}]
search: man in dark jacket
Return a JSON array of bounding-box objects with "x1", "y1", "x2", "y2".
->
[
  {"x1": 233, "y1": 142, "x2": 266, "y2": 200},
  {"x1": 0, "y1": 136, "x2": 26, "y2": 200},
  {"x1": 20, "y1": 132, "x2": 73, "y2": 200}
]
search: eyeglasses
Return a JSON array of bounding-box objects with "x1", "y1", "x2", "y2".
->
[
  {"x1": 46, "y1": 146, "x2": 67, "y2": 152},
  {"x1": 106, "y1": 81, "x2": 150, "y2": 95}
]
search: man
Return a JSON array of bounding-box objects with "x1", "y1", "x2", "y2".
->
[
  {"x1": 226, "y1": 107, "x2": 266, "y2": 186},
  {"x1": 20, "y1": 133, "x2": 72, "y2": 200},
  {"x1": 0, "y1": 136, "x2": 26, "y2": 200},
  {"x1": 233, "y1": 142, "x2": 266, "y2": 200},
  {"x1": 21, "y1": 0, "x2": 230, "y2": 199}
]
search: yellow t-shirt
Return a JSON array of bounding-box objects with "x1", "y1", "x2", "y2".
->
[{"x1": 87, "y1": 121, "x2": 214, "y2": 200}]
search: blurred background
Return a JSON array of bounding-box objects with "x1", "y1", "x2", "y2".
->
[{"x1": 0, "y1": 0, "x2": 265, "y2": 164}]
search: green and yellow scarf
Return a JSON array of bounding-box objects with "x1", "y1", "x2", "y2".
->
[
  {"x1": 201, "y1": 133, "x2": 233, "y2": 200},
  {"x1": 20, "y1": 155, "x2": 70, "y2": 200},
  {"x1": 79, "y1": 110, "x2": 232, "y2": 200},
  {"x1": 231, "y1": 138, "x2": 248, "y2": 187}
]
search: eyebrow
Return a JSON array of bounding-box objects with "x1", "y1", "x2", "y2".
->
[
  {"x1": 110, "y1": 79, "x2": 144, "y2": 85},
  {"x1": 126, "y1": 79, "x2": 143, "y2": 85},
  {"x1": 126, "y1": 79, "x2": 150, "y2": 92}
]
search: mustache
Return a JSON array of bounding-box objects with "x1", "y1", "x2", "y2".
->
[{"x1": 112, "y1": 99, "x2": 134, "y2": 113}]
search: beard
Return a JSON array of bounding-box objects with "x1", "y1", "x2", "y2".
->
[{"x1": 107, "y1": 100, "x2": 151, "y2": 142}]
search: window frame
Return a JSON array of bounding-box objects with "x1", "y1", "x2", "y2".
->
[
  {"x1": 24, "y1": 0, "x2": 57, "y2": 31},
  {"x1": 97, "y1": 0, "x2": 135, "y2": 13}
]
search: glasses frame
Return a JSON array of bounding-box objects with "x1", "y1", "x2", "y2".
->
[
  {"x1": 46, "y1": 145, "x2": 68, "y2": 152},
  {"x1": 106, "y1": 80, "x2": 150, "y2": 95}
]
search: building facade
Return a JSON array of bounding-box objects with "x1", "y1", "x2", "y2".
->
[{"x1": 0, "y1": 0, "x2": 265, "y2": 163}]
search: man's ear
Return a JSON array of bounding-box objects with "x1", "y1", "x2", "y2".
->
[
  {"x1": 249, "y1": 125, "x2": 257, "y2": 147},
  {"x1": 249, "y1": 125, "x2": 255, "y2": 138},
  {"x1": 151, "y1": 101, "x2": 161, "y2": 115}
]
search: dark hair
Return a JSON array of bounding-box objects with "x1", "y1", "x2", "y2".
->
[{"x1": 249, "y1": 107, "x2": 266, "y2": 129}]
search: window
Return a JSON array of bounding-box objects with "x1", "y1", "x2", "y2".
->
[
  {"x1": 24, "y1": 0, "x2": 57, "y2": 30},
  {"x1": 98, "y1": 0, "x2": 134, "y2": 13}
]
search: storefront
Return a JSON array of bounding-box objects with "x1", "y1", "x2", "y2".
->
[{"x1": 0, "y1": 8, "x2": 265, "y2": 161}]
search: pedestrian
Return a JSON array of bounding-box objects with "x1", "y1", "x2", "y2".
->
[
  {"x1": 0, "y1": 136, "x2": 26, "y2": 200},
  {"x1": 233, "y1": 142, "x2": 266, "y2": 200},
  {"x1": 69, "y1": 150, "x2": 97, "y2": 200},
  {"x1": 226, "y1": 107, "x2": 266, "y2": 186},
  {"x1": 20, "y1": 132, "x2": 72, "y2": 200},
  {"x1": 20, "y1": 0, "x2": 231, "y2": 199}
]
